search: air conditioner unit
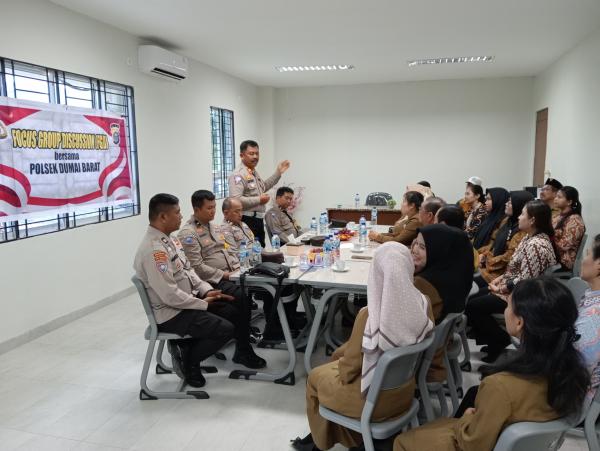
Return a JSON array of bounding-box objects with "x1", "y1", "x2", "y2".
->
[{"x1": 138, "y1": 45, "x2": 188, "y2": 81}]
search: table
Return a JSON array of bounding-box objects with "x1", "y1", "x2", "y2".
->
[
  {"x1": 327, "y1": 207, "x2": 403, "y2": 226},
  {"x1": 297, "y1": 233, "x2": 384, "y2": 374}
]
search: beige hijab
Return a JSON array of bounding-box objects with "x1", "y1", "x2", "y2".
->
[{"x1": 361, "y1": 242, "x2": 433, "y2": 395}]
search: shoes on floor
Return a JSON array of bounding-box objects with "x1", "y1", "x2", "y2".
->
[{"x1": 233, "y1": 349, "x2": 267, "y2": 369}]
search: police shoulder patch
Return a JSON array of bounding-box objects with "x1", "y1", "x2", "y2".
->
[
  {"x1": 184, "y1": 236, "x2": 195, "y2": 244},
  {"x1": 153, "y1": 251, "x2": 168, "y2": 263},
  {"x1": 156, "y1": 262, "x2": 168, "y2": 273},
  {"x1": 234, "y1": 175, "x2": 242, "y2": 184}
]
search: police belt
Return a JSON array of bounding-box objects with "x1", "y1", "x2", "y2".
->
[{"x1": 242, "y1": 211, "x2": 265, "y2": 219}]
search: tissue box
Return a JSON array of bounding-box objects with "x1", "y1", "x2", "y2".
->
[{"x1": 285, "y1": 243, "x2": 304, "y2": 256}]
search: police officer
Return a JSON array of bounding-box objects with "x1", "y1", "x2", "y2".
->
[
  {"x1": 228, "y1": 139, "x2": 290, "y2": 247},
  {"x1": 222, "y1": 197, "x2": 255, "y2": 251},
  {"x1": 177, "y1": 190, "x2": 266, "y2": 369},
  {"x1": 265, "y1": 186, "x2": 301, "y2": 244},
  {"x1": 133, "y1": 193, "x2": 236, "y2": 387}
]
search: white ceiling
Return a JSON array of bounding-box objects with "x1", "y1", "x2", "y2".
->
[{"x1": 49, "y1": 0, "x2": 600, "y2": 87}]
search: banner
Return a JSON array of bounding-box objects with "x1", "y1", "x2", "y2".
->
[{"x1": 0, "y1": 96, "x2": 133, "y2": 221}]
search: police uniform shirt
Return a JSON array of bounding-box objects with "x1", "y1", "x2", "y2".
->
[
  {"x1": 228, "y1": 163, "x2": 281, "y2": 214},
  {"x1": 177, "y1": 216, "x2": 239, "y2": 284},
  {"x1": 265, "y1": 206, "x2": 300, "y2": 244},
  {"x1": 223, "y1": 220, "x2": 255, "y2": 252},
  {"x1": 133, "y1": 226, "x2": 212, "y2": 324}
]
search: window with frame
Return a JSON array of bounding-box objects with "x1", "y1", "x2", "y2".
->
[
  {"x1": 0, "y1": 57, "x2": 140, "y2": 243},
  {"x1": 210, "y1": 107, "x2": 235, "y2": 199}
]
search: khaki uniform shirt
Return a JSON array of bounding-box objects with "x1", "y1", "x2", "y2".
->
[
  {"x1": 222, "y1": 220, "x2": 255, "y2": 252},
  {"x1": 393, "y1": 373, "x2": 557, "y2": 451},
  {"x1": 133, "y1": 226, "x2": 212, "y2": 324},
  {"x1": 228, "y1": 163, "x2": 281, "y2": 213},
  {"x1": 177, "y1": 217, "x2": 239, "y2": 285},
  {"x1": 264, "y1": 206, "x2": 301, "y2": 244}
]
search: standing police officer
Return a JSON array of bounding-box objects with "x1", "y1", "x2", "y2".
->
[{"x1": 228, "y1": 140, "x2": 290, "y2": 247}]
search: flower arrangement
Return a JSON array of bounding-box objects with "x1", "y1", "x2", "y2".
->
[
  {"x1": 387, "y1": 198, "x2": 397, "y2": 209},
  {"x1": 275, "y1": 181, "x2": 306, "y2": 214}
]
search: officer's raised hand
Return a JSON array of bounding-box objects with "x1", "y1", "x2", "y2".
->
[{"x1": 277, "y1": 160, "x2": 291, "y2": 175}]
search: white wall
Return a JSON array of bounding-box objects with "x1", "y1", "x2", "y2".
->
[
  {"x1": 273, "y1": 78, "x2": 535, "y2": 225},
  {"x1": 0, "y1": 0, "x2": 272, "y2": 345},
  {"x1": 534, "y1": 26, "x2": 600, "y2": 239}
]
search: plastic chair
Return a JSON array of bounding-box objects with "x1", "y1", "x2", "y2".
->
[
  {"x1": 447, "y1": 314, "x2": 468, "y2": 396},
  {"x1": 566, "y1": 277, "x2": 589, "y2": 305},
  {"x1": 132, "y1": 275, "x2": 214, "y2": 400},
  {"x1": 318, "y1": 334, "x2": 434, "y2": 451},
  {"x1": 492, "y1": 418, "x2": 573, "y2": 451},
  {"x1": 458, "y1": 281, "x2": 479, "y2": 371},
  {"x1": 417, "y1": 313, "x2": 462, "y2": 421},
  {"x1": 585, "y1": 389, "x2": 600, "y2": 451},
  {"x1": 544, "y1": 263, "x2": 562, "y2": 276}
]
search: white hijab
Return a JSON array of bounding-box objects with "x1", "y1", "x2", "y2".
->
[{"x1": 361, "y1": 242, "x2": 433, "y2": 395}]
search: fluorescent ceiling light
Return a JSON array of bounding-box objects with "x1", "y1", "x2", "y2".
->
[
  {"x1": 276, "y1": 64, "x2": 355, "y2": 73},
  {"x1": 407, "y1": 56, "x2": 494, "y2": 67}
]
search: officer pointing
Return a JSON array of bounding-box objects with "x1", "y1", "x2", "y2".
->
[{"x1": 228, "y1": 139, "x2": 290, "y2": 247}]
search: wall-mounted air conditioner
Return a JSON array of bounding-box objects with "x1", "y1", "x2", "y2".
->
[{"x1": 138, "y1": 45, "x2": 188, "y2": 81}]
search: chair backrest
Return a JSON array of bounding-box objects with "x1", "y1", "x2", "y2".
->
[
  {"x1": 365, "y1": 334, "x2": 435, "y2": 404},
  {"x1": 492, "y1": 418, "x2": 572, "y2": 451},
  {"x1": 543, "y1": 263, "x2": 562, "y2": 276},
  {"x1": 131, "y1": 275, "x2": 159, "y2": 334},
  {"x1": 572, "y1": 233, "x2": 588, "y2": 277},
  {"x1": 566, "y1": 277, "x2": 589, "y2": 305},
  {"x1": 417, "y1": 313, "x2": 461, "y2": 381},
  {"x1": 469, "y1": 280, "x2": 479, "y2": 297}
]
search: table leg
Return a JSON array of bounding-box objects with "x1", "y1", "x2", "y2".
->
[{"x1": 229, "y1": 282, "x2": 296, "y2": 385}]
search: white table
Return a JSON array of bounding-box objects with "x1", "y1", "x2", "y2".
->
[{"x1": 297, "y1": 234, "x2": 384, "y2": 374}]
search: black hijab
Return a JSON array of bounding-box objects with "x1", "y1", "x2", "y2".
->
[
  {"x1": 472, "y1": 187, "x2": 510, "y2": 250},
  {"x1": 492, "y1": 190, "x2": 534, "y2": 256},
  {"x1": 417, "y1": 224, "x2": 474, "y2": 319}
]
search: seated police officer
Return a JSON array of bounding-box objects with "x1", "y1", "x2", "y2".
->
[
  {"x1": 177, "y1": 190, "x2": 266, "y2": 369},
  {"x1": 133, "y1": 193, "x2": 237, "y2": 387},
  {"x1": 265, "y1": 186, "x2": 301, "y2": 244}
]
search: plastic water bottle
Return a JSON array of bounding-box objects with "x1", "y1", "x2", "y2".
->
[
  {"x1": 354, "y1": 193, "x2": 360, "y2": 208},
  {"x1": 251, "y1": 239, "x2": 262, "y2": 266},
  {"x1": 359, "y1": 221, "x2": 367, "y2": 246},
  {"x1": 323, "y1": 237, "x2": 332, "y2": 268},
  {"x1": 319, "y1": 212, "x2": 327, "y2": 235},
  {"x1": 271, "y1": 234, "x2": 281, "y2": 251},
  {"x1": 371, "y1": 206, "x2": 378, "y2": 226},
  {"x1": 239, "y1": 239, "x2": 250, "y2": 273},
  {"x1": 332, "y1": 231, "x2": 341, "y2": 260},
  {"x1": 359, "y1": 215, "x2": 367, "y2": 228},
  {"x1": 310, "y1": 217, "x2": 318, "y2": 234}
]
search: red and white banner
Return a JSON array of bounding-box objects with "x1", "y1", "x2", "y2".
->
[{"x1": 0, "y1": 97, "x2": 133, "y2": 221}]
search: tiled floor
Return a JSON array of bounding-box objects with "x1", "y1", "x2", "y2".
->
[{"x1": 0, "y1": 295, "x2": 591, "y2": 450}]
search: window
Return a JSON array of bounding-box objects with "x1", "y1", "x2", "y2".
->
[
  {"x1": 210, "y1": 107, "x2": 235, "y2": 199},
  {"x1": 0, "y1": 57, "x2": 140, "y2": 243}
]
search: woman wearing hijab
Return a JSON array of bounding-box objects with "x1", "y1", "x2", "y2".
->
[
  {"x1": 411, "y1": 224, "x2": 474, "y2": 382},
  {"x1": 472, "y1": 188, "x2": 510, "y2": 251},
  {"x1": 411, "y1": 224, "x2": 474, "y2": 322},
  {"x1": 292, "y1": 242, "x2": 433, "y2": 451},
  {"x1": 478, "y1": 191, "x2": 534, "y2": 283}
]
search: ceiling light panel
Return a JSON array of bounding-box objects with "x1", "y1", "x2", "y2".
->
[
  {"x1": 276, "y1": 64, "x2": 355, "y2": 72},
  {"x1": 407, "y1": 56, "x2": 494, "y2": 67}
]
